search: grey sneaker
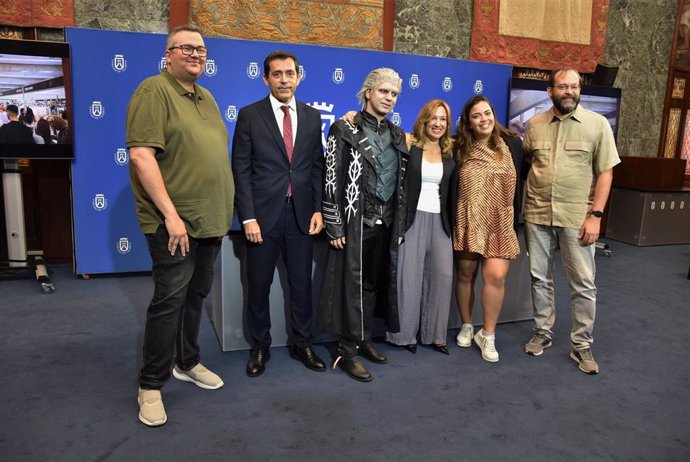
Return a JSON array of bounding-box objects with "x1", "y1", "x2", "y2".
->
[
  {"x1": 138, "y1": 388, "x2": 167, "y2": 427},
  {"x1": 173, "y1": 363, "x2": 224, "y2": 390},
  {"x1": 570, "y1": 348, "x2": 599, "y2": 374},
  {"x1": 524, "y1": 333, "x2": 552, "y2": 356},
  {"x1": 456, "y1": 323, "x2": 474, "y2": 348}
]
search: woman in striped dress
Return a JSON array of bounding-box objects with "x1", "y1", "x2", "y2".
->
[{"x1": 452, "y1": 95, "x2": 523, "y2": 362}]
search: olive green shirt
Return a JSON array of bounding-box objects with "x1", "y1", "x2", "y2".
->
[
  {"x1": 126, "y1": 69, "x2": 234, "y2": 238},
  {"x1": 522, "y1": 105, "x2": 620, "y2": 229}
]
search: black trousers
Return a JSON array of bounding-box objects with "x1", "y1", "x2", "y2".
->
[
  {"x1": 341, "y1": 222, "x2": 392, "y2": 350},
  {"x1": 139, "y1": 226, "x2": 221, "y2": 390},
  {"x1": 245, "y1": 200, "x2": 315, "y2": 349}
]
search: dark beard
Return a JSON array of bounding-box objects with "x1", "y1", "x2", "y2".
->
[{"x1": 552, "y1": 94, "x2": 580, "y2": 115}]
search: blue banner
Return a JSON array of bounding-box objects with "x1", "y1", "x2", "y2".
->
[{"x1": 66, "y1": 27, "x2": 512, "y2": 275}]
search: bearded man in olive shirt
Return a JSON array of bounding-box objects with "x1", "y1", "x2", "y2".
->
[
  {"x1": 522, "y1": 68, "x2": 620, "y2": 375},
  {"x1": 126, "y1": 24, "x2": 234, "y2": 426}
]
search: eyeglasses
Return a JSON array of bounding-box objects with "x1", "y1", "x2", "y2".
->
[
  {"x1": 168, "y1": 44, "x2": 208, "y2": 57},
  {"x1": 552, "y1": 84, "x2": 580, "y2": 91}
]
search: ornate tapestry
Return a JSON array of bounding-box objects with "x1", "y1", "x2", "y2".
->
[
  {"x1": 190, "y1": 0, "x2": 384, "y2": 49},
  {"x1": 470, "y1": 0, "x2": 610, "y2": 72},
  {"x1": 0, "y1": 0, "x2": 74, "y2": 28}
]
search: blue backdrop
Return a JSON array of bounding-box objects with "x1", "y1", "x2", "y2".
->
[{"x1": 66, "y1": 27, "x2": 512, "y2": 275}]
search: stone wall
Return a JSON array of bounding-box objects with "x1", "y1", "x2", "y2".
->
[
  {"x1": 73, "y1": 0, "x2": 168, "y2": 33},
  {"x1": 604, "y1": 0, "x2": 676, "y2": 157},
  {"x1": 395, "y1": 0, "x2": 472, "y2": 58}
]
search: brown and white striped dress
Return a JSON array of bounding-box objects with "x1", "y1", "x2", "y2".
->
[{"x1": 453, "y1": 138, "x2": 520, "y2": 259}]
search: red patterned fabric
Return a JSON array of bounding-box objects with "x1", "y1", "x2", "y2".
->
[
  {"x1": 0, "y1": 0, "x2": 74, "y2": 28},
  {"x1": 281, "y1": 105, "x2": 294, "y2": 195},
  {"x1": 470, "y1": 0, "x2": 610, "y2": 73}
]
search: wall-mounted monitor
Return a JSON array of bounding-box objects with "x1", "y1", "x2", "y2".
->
[
  {"x1": 0, "y1": 39, "x2": 73, "y2": 159},
  {"x1": 508, "y1": 78, "x2": 621, "y2": 142}
]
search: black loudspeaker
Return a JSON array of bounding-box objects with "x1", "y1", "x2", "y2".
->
[{"x1": 591, "y1": 63, "x2": 619, "y2": 87}]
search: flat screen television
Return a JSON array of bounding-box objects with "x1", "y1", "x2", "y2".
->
[
  {"x1": 0, "y1": 38, "x2": 73, "y2": 159},
  {"x1": 508, "y1": 78, "x2": 621, "y2": 141}
]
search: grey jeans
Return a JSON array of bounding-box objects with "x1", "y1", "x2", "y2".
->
[{"x1": 525, "y1": 221, "x2": 597, "y2": 350}]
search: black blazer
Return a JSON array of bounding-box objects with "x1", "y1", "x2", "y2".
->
[
  {"x1": 502, "y1": 133, "x2": 524, "y2": 230},
  {"x1": 232, "y1": 96, "x2": 323, "y2": 235},
  {"x1": 404, "y1": 145, "x2": 458, "y2": 238}
]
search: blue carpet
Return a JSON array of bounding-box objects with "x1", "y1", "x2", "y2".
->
[{"x1": 0, "y1": 239, "x2": 688, "y2": 461}]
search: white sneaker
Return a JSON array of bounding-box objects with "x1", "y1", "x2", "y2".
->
[
  {"x1": 456, "y1": 323, "x2": 474, "y2": 348},
  {"x1": 173, "y1": 363, "x2": 224, "y2": 390},
  {"x1": 474, "y1": 329, "x2": 499, "y2": 362},
  {"x1": 138, "y1": 388, "x2": 167, "y2": 427}
]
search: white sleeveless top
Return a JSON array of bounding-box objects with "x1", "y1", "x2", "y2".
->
[{"x1": 417, "y1": 158, "x2": 443, "y2": 213}]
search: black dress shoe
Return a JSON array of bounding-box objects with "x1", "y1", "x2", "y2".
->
[
  {"x1": 404, "y1": 344, "x2": 417, "y2": 354},
  {"x1": 289, "y1": 345, "x2": 326, "y2": 372},
  {"x1": 246, "y1": 347, "x2": 270, "y2": 377},
  {"x1": 339, "y1": 356, "x2": 372, "y2": 382},
  {"x1": 433, "y1": 344, "x2": 450, "y2": 355},
  {"x1": 358, "y1": 341, "x2": 388, "y2": 364}
]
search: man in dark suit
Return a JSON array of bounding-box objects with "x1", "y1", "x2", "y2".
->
[
  {"x1": 0, "y1": 104, "x2": 35, "y2": 144},
  {"x1": 232, "y1": 50, "x2": 326, "y2": 377}
]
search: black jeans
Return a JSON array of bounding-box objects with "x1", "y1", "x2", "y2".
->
[{"x1": 139, "y1": 226, "x2": 222, "y2": 390}]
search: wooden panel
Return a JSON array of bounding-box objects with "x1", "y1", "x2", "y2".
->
[
  {"x1": 169, "y1": 0, "x2": 191, "y2": 30},
  {"x1": 22, "y1": 160, "x2": 73, "y2": 262},
  {"x1": 612, "y1": 156, "x2": 687, "y2": 190}
]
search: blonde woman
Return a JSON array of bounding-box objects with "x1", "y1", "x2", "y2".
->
[{"x1": 384, "y1": 99, "x2": 458, "y2": 354}]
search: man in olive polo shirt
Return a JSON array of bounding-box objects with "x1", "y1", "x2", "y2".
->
[
  {"x1": 126, "y1": 24, "x2": 234, "y2": 426},
  {"x1": 522, "y1": 68, "x2": 620, "y2": 375}
]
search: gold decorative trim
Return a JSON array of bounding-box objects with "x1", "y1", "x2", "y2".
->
[
  {"x1": 672, "y1": 77, "x2": 686, "y2": 99},
  {"x1": 664, "y1": 108, "x2": 682, "y2": 158}
]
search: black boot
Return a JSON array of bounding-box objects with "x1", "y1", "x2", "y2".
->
[
  {"x1": 335, "y1": 339, "x2": 372, "y2": 382},
  {"x1": 358, "y1": 340, "x2": 388, "y2": 364}
]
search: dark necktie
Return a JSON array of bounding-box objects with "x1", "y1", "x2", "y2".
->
[
  {"x1": 281, "y1": 105, "x2": 294, "y2": 162},
  {"x1": 281, "y1": 105, "x2": 293, "y2": 195}
]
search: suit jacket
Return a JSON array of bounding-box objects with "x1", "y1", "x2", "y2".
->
[
  {"x1": 232, "y1": 96, "x2": 323, "y2": 235},
  {"x1": 404, "y1": 145, "x2": 458, "y2": 238}
]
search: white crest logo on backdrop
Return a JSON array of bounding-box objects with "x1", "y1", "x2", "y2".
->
[
  {"x1": 247, "y1": 62, "x2": 260, "y2": 79},
  {"x1": 391, "y1": 112, "x2": 401, "y2": 126},
  {"x1": 114, "y1": 148, "x2": 128, "y2": 166},
  {"x1": 92, "y1": 194, "x2": 108, "y2": 211},
  {"x1": 225, "y1": 105, "x2": 237, "y2": 122},
  {"x1": 442, "y1": 77, "x2": 453, "y2": 92},
  {"x1": 409, "y1": 74, "x2": 420, "y2": 89},
  {"x1": 474, "y1": 79, "x2": 483, "y2": 94},
  {"x1": 205, "y1": 59, "x2": 217, "y2": 77},
  {"x1": 332, "y1": 67, "x2": 345, "y2": 84},
  {"x1": 89, "y1": 101, "x2": 104, "y2": 119},
  {"x1": 299, "y1": 65, "x2": 306, "y2": 81},
  {"x1": 111, "y1": 54, "x2": 127, "y2": 72},
  {"x1": 159, "y1": 57, "x2": 167, "y2": 71},
  {"x1": 117, "y1": 237, "x2": 131, "y2": 255},
  {"x1": 307, "y1": 101, "x2": 335, "y2": 149}
]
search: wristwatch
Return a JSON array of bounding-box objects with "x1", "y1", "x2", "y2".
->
[{"x1": 591, "y1": 210, "x2": 604, "y2": 218}]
